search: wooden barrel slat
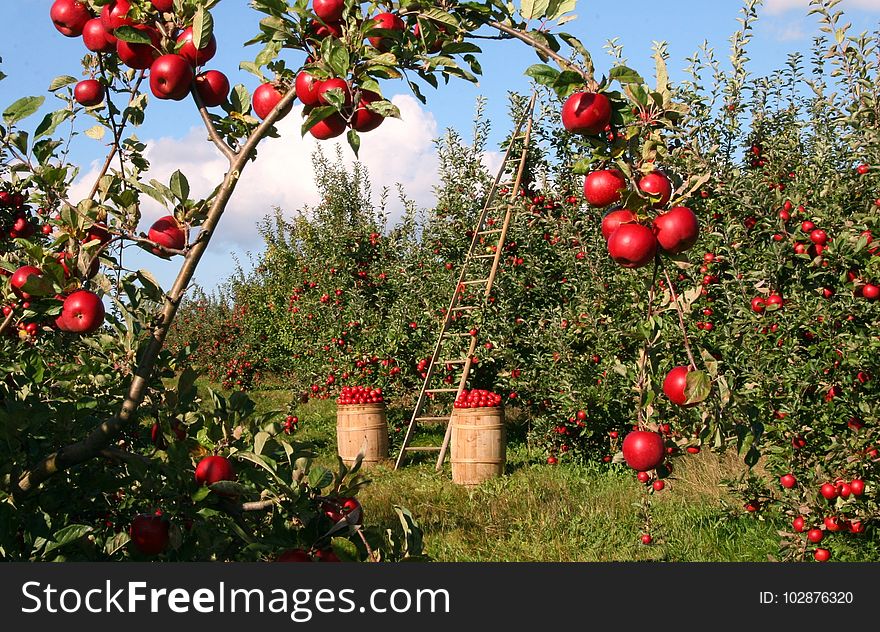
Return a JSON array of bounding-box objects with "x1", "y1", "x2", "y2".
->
[
  {"x1": 450, "y1": 406, "x2": 506, "y2": 486},
  {"x1": 336, "y1": 403, "x2": 389, "y2": 468}
]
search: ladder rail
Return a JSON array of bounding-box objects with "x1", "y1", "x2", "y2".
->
[{"x1": 395, "y1": 93, "x2": 538, "y2": 471}]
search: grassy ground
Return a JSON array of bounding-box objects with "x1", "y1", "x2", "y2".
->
[{"x1": 229, "y1": 385, "x2": 784, "y2": 561}]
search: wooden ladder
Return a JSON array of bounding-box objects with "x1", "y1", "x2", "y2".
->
[{"x1": 394, "y1": 92, "x2": 538, "y2": 472}]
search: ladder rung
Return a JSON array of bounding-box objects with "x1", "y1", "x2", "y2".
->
[
  {"x1": 415, "y1": 416, "x2": 451, "y2": 422},
  {"x1": 444, "y1": 332, "x2": 473, "y2": 338},
  {"x1": 404, "y1": 446, "x2": 442, "y2": 452},
  {"x1": 473, "y1": 254, "x2": 496, "y2": 259},
  {"x1": 426, "y1": 388, "x2": 459, "y2": 393},
  {"x1": 461, "y1": 278, "x2": 489, "y2": 285},
  {"x1": 479, "y1": 229, "x2": 503, "y2": 235},
  {"x1": 450, "y1": 306, "x2": 477, "y2": 312},
  {"x1": 439, "y1": 359, "x2": 468, "y2": 364}
]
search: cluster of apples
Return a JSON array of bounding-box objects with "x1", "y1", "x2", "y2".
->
[
  {"x1": 337, "y1": 385, "x2": 385, "y2": 405},
  {"x1": 7, "y1": 265, "x2": 105, "y2": 335},
  {"x1": 50, "y1": 0, "x2": 231, "y2": 108},
  {"x1": 0, "y1": 191, "x2": 44, "y2": 240},
  {"x1": 561, "y1": 90, "x2": 700, "y2": 268},
  {"x1": 454, "y1": 389, "x2": 503, "y2": 409},
  {"x1": 785, "y1": 478, "x2": 869, "y2": 562}
]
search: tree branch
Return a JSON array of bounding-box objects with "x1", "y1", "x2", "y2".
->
[
  {"x1": 17, "y1": 87, "x2": 299, "y2": 494},
  {"x1": 0, "y1": 308, "x2": 15, "y2": 338},
  {"x1": 190, "y1": 85, "x2": 236, "y2": 162}
]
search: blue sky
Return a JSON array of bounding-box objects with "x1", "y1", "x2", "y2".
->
[{"x1": 2, "y1": 1, "x2": 880, "y2": 291}]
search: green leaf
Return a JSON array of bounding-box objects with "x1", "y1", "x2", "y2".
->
[
  {"x1": 330, "y1": 537, "x2": 359, "y2": 561},
  {"x1": 418, "y1": 8, "x2": 460, "y2": 28},
  {"x1": 347, "y1": 129, "x2": 360, "y2": 157},
  {"x1": 48, "y1": 75, "x2": 78, "y2": 92},
  {"x1": 34, "y1": 110, "x2": 73, "y2": 141},
  {"x1": 191, "y1": 486, "x2": 211, "y2": 502},
  {"x1": 114, "y1": 25, "x2": 152, "y2": 45},
  {"x1": 308, "y1": 466, "x2": 333, "y2": 490},
  {"x1": 136, "y1": 269, "x2": 165, "y2": 302},
  {"x1": 44, "y1": 524, "x2": 93, "y2": 555},
  {"x1": 230, "y1": 84, "x2": 251, "y2": 115},
  {"x1": 521, "y1": 0, "x2": 551, "y2": 20},
  {"x1": 548, "y1": 0, "x2": 577, "y2": 20},
  {"x1": 104, "y1": 531, "x2": 130, "y2": 556},
  {"x1": 85, "y1": 125, "x2": 106, "y2": 140},
  {"x1": 684, "y1": 370, "x2": 712, "y2": 405},
  {"x1": 3, "y1": 96, "x2": 44, "y2": 126},
  {"x1": 192, "y1": 7, "x2": 214, "y2": 51},
  {"x1": 301, "y1": 105, "x2": 336, "y2": 135},
  {"x1": 169, "y1": 169, "x2": 190, "y2": 201},
  {"x1": 524, "y1": 63, "x2": 560, "y2": 87},
  {"x1": 254, "y1": 431, "x2": 270, "y2": 456},
  {"x1": 610, "y1": 65, "x2": 645, "y2": 85}
]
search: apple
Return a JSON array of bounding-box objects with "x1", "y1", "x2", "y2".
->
[
  {"x1": 820, "y1": 482, "x2": 838, "y2": 500},
  {"x1": 85, "y1": 222, "x2": 112, "y2": 245},
  {"x1": 792, "y1": 516, "x2": 805, "y2": 533},
  {"x1": 637, "y1": 471, "x2": 650, "y2": 483},
  {"x1": 57, "y1": 290, "x2": 105, "y2": 334},
  {"x1": 780, "y1": 474, "x2": 797, "y2": 489},
  {"x1": 809, "y1": 229, "x2": 828, "y2": 245},
  {"x1": 663, "y1": 365, "x2": 697, "y2": 407},
  {"x1": 857, "y1": 163, "x2": 870, "y2": 175},
  {"x1": 413, "y1": 21, "x2": 446, "y2": 53},
  {"x1": 638, "y1": 172, "x2": 672, "y2": 207},
  {"x1": 607, "y1": 223, "x2": 657, "y2": 268},
  {"x1": 74, "y1": 79, "x2": 105, "y2": 107},
  {"x1": 295, "y1": 71, "x2": 323, "y2": 106},
  {"x1": 276, "y1": 549, "x2": 313, "y2": 562},
  {"x1": 313, "y1": 549, "x2": 341, "y2": 562},
  {"x1": 148, "y1": 215, "x2": 187, "y2": 254},
  {"x1": 640, "y1": 534, "x2": 653, "y2": 545},
  {"x1": 129, "y1": 514, "x2": 169, "y2": 555},
  {"x1": 82, "y1": 18, "x2": 116, "y2": 53},
  {"x1": 652, "y1": 479, "x2": 665, "y2": 492},
  {"x1": 309, "y1": 113, "x2": 347, "y2": 140},
  {"x1": 195, "y1": 455, "x2": 235, "y2": 486},
  {"x1": 101, "y1": 1, "x2": 133, "y2": 32},
  {"x1": 116, "y1": 25, "x2": 160, "y2": 69},
  {"x1": 252, "y1": 82, "x2": 292, "y2": 120},
  {"x1": 351, "y1": 90, "x2": 384, "y2": 133},
  {"x1": 316, "y1": 77, "x2": 352, "y2": 107},
  {"x1": 149, "y1": 54, "x2": 194, "y2": 101},
  {"x1": 10, "y1": 266, "x2": 44, "y2": 301},
  {"x1": 368, "y1": 12, "x2": 406, "y2": 52},
  {"x1": 653, "y1": 206, "x2": 699, "y2": 254},
  {"x1": 313, "y1": 0, "x2": 344, "y2": 22},
  {"x1": 750, "y1": 297, "x2": 766, "y2": 313},
  {"x1": 310, "y1": 19, "x2": 343, "y2": 39},
  {"x1": 50, "y1": 0, "x2": 92, "y2": 38},
  {"x1": 813, "y1": 548, "x2": 830, "y2": 562},
  {"x1": 807, "y1": 528, "x2": 823, "y2": 543},
  {"x1": 561, "y1": 91, "x2": 611, "y2": 135},
  {"x1": 195, "y1": 70, "x2": 230, "y2": 108},
  {"x1": 849, "y1": 479, "x2": 865, "y2": 496},
  {"x1": 176, "y1": 27, "x2": 217, "y2": 66},
  {"x1": 583, "y1": 169, "x2": 626, "y2": 207},
  {"x1": 862, "y1": 284, "x2": 879, "y2": 300},
  {"x1": 621, "y1": 430, "x2": 665, "y2": 471},
  {"x1": 151, "y1": 0, "x2": 174, "y2": 11},
  {"x1": 601, "y1": 209, "x2": 636, "y2": 241}
]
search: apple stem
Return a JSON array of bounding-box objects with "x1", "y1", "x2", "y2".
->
[{"x1": 662, "y1": 265, "x2": 698, "y2": 371}]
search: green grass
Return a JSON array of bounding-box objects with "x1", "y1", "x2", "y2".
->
[{"x1": 225, "y1": 384, "x2": 785, "y2": 562}]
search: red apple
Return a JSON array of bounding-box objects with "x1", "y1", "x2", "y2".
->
[
  {"x1": 309, "y1": 113, "x2": 347, "y2": 140},
  {"x1": 195, "y1": 70, "x2": 230, "y2": 107},
  {"x1": 316, "y1": 77, "x2": 351, "y2": 107},
  {"x1": 807, "y1": 528, "x2": 824, "y2": 543},
  {"x1": 51, "y1": 0, "x2": 92, "y2": 38},
  {"x1": 751, "y1": 297, "x2": 766, "y2": 313},
  {"x1": 663, "y1": 365, "x2": 697, "y2": 407},
  {"x1": 849, "y1": 479, "x2": 865, "y2": 496},
  {"x1": 561, "y1": 91, "x2": 611, "y2": 135},
  {"x1": 176, "y1": 27, "x2": 217, "y2": 66},
  {"x1": 368, "y1": 12, "x2": 406, "y2": 52},
  {"x1": 58, "y1": 290, "x2": 105, "y2": 334},
  {"x1": 310, "y1": 19, "x2": 343, "y2": 39},
  {"x1": 195, "y1": 455, "x2": 235, "y2": 486},
  {"x1": 276, "y1": 549, "x2": 313, "y2": 562},
  {"x1": 116, "y1": 25, "x2": 160, "y2": 69},
  {"x1": 130, "y1": 514, "x2": 169, "y2": 555},
  {"x1": 313, "y1": 0, "x2": 344, "y2": 22},
  {"x1": 74, "y1": 80, "x2": 105, "y2": 107},
  {"x1": 638, "y1": 172, "x2": 673, "y2": 207},
  {"x1": 351, "y1": 90, "x2": 384, "y2": 133},
  {"x1": 792, "y1": 516, "x2": 805, "y2": 532},
  {"x1": 607, "y1": 222, "x2": 657, "y2": 268},
  {"x1": 101, "y1": 0, "x2": 133, "y2": 32},
  {"x1": 148, "y1": 215, "x2": 186, "y2": 253},
  {"x1": 601, "y1": 208, "x2": 636, "y2": 241},
  {"x1": 149, "y1": 54, "x2": 194, "y2": 101},
  {"x1": 295, "y1": 71, "x2": 323, "y2": 106},
  {"x1": 820, "y1": 483, "x2": 838, "y2": 500},
  {"x1": 252, "y1": 82, "x2": 292, "y2": 120},
  {"x1": 621, "y1": 430, "x2": 665, "y2": 471},
  {"x1": 151, "y1": 0, "x2": 174, "y2": 11},
  {"x1": 813, "y1": 548, "x2": 830, "y2": 562},
  {"x1": 82, "y1": 18, "x2": 116, "y2": 53},
  {"x1": 862, "y1": 284, "x2": 879, "y2": 300},
  {"x1": 583, "y1": 169, "x2": 626, "y2": 207},
  {"x1": 780, "y1": 473, "x2": 797, "y2": 489},
  {"x1": 653, "y1": 206, "x2": 699, "y2": 254},
  {"x1": 10, "y1": 266, "x2": 44, "y2": 301}
]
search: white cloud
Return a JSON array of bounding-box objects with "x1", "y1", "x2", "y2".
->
[{"x1": 763, "y1": 0, "x2": 880, "y2": 14}]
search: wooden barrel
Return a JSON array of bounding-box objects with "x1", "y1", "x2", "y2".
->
[
  {"x1": 336, "y1": 403, "x2": 389, "y2": 468},
  {"x1": 450, "y1": 406, "x2": 506, "y2": 485}
]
